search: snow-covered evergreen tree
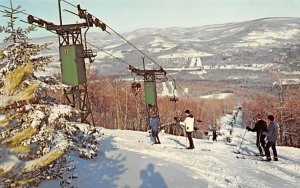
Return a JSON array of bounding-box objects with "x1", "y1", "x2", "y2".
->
[{"x1": 0, "y1": 1, "x2": 101, "y2": 187}]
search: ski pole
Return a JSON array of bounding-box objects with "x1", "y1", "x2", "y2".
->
[
  {"x1": 236, "y1": 128, "x2": 247, "y2": 153},
  {"x1": 186, "y1": 131, "x2": 188, "y2": 146}
]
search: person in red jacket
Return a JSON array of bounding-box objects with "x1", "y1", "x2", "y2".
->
[{"x1": 246, "y1": 114, "x2": 268, "y2": 156}]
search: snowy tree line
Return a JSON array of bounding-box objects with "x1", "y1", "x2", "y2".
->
[{"x1": 242, "y1": 87, "x2": 300, "y2": 147}]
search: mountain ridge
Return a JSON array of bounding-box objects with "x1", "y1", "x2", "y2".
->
[{"x1": 3, "y1": 17, "x2": 299, "y2": 90}]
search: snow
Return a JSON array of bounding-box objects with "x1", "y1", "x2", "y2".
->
[
  {"x1": 189, "y1": 70, "x2": 207, "y2": 78},
  {"x1": 203, "y1": 63, "x2": 274, "y2": 71},
  {"x1": 48, "y1": 104, "x2": 73, "y2": 123},
  {"x1": 103, "y1": 43, "x2": 123, "y2": 49},
  {"x1": 200, "y1": 93, "x2": 233, "y2": 100},
  {"x1": 0, "y1": 95, "x2": 10, "y2": 108},
  {"x1": 235, "y1": 29, "x2": 300, "y2": 47},
  {"x1": 158, "y1": 51, "x2": 214, "y2": 59},
  {"x1": 29, "y1": 110, "x2": 45, "y2": 129},
  {"x1": 53, "y1": 132, "x2": 69, "y2": 150},
  {"x1": 282, "y1": 78, "x2": 300, "y2": 85},
  {"x1": 39, "y1": 111, "x2": 300, "y2": 188},
  {"x1": 0, "y1": 115, "x2": 5, "y2": 121},
  {"x1": 0, "y1": 148, "x2": 21, "y2": 174},
  {"x1": 148, "y1": 36, "x2": 177, "y2": 52},
  {"x1": 96, "y1": 50, "x2": 124, "y2": 59},
  {"x1": 281, "y1": 71, "x2": 300, "y2": 75},
  {"x1": 183, "y1": 88, "x2": 189, "y2": 95},
  {"x1": 189, "y1": 57, "x2": 202, "y2": 67},
  {"x1": 158, "y1": 81, "x2": 177, "y2": 97}
]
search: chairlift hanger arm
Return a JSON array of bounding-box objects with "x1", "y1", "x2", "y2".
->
[
  {"x1": 62, "y1": 8, "x2": 109, "y2": 34},
  {"x1": 25, "y1": 14, "x2": 86, "y2": 34},
  {"x1": 26, "y1": 13, "x2": 88, "y2": 33},
  {"x1": 27, "y1": 15, "x2": 54, "y2": 27},
  {"x1": 129, "y1": 65, "x2": 167, "y2": 76},
  {"x1": 60, "y1": 1, "x2": 108, "y2": 33}
]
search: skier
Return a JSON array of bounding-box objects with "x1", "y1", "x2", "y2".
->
[
  {"x1": 212, "y1": 127, "x2": 217, "y2": 142},
  {"x1": 264, "y1": 115, "x2": 279, "y2": 161},
  {"x1": 180, "y1": 109, "x2": 195, "y2": 149},
  {"x1": 149, "y1": 113, "x2": 161, "y2": 144},
  {"x1": 246, "y1": 114, "x2": 268, "y2": 156}
]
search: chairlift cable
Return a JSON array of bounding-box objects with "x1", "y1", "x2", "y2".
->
[
  {"x1": 2, "y1": 1, "x2": 200, "y2": 107},
  {"x1": 61, "y1": 0, "x2": 77, "y2": 8},
  {"x1": 61, "y1": 0, "x2": 163, "y2": 69},
  {"x1": 63, "y1": 9, "x2": 78, "y2": 17},
  {"x1": 59, "y1": 0, "x2": 199, "y2": 103},
  {"x1": 86, "y1": 42, "x2": 131, "y2": 66},
  {"x1": 85, "y1": 18, "x2": 199, "y2": 103}
]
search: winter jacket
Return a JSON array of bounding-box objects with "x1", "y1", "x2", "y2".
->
[
  {"x1": 180, "y1": 114, "x2": 195, "y2": 132},
  {"x1": 150, "y1": 117, "x2": 160, "y2": 132},
  {"x1": 266, "y1": 121, "x2": 278, "y2": 143},
  {"x1": 248, "y1": 119, "x2": 268, "y2": 137}
]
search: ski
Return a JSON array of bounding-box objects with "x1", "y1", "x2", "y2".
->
[
  {"x1": 232, "y1": 150, "x2": 249, "y2": 155},
  {"x1": 235, "y1": 152, "x2": 270, "y2": 162},
  {"x1": 172, "y1": 147, "x2": 198, "y2": 150},
  {"x1": 236, "y1": 155, "x2": 246, "y2": 159},
  {"x1": 232, "y1": 150, "x2": 261, "y2": 157},
  {"x1": 233, "y1": 150, "x2": 263, "y2": 160},
  {"x1": 260, "y1": 159, "x2": 271, "y2": 162}
]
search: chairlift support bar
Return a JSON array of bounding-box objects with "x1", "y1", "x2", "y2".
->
[{"x1": 129, "y1": 65, "x2": 167, "y2": 82}]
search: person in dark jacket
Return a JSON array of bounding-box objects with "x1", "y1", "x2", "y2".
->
[
  {"x1": 264, "y1": 115, "x2": 279, "y2": 161},
  {"x1": 149, "y1": 113, "x2": 161, "y2": 144},
  {"x1": 212, "y1": 125, "x2": 218, "y2": 142},
  {"x1": 180, "y1": 110, "x2": 195, "y2": 149},
  {"x1": 212, "y1": 128, "x2": 217, "y2": 142},
  {"x1": 246, "y1": 114, "x2": 268, "y2": 156}
]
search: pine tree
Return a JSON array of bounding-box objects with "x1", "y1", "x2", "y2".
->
[
  {"x1": 0, "y1": 0, "x2": 35, "y2": 43},
  {"x1": 0, "y1": 1, "x2": 101, "y2": 187}
]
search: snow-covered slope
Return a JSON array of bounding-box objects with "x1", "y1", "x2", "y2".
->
[
  {"x1": 40, "y1": 112, "x2": 300, "y2": 188},
  {"x1": 28, "y1": 17, "x2": 300, "y2": 90}
]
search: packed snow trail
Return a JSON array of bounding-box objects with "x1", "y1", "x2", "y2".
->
[
  {"x1": 39, "y1": 133, "x2": 208, "y2": 188},
  {"x1": 100, "y1": 129, "x2": 299, "y2": 188},
  {"x1": 40, "y1": 127, "x2": 300, "y2": 188}
]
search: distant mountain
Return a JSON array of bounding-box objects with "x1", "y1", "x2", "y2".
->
[{"x1": 10, "y1": 17, "x2": 300, "y2": 89}]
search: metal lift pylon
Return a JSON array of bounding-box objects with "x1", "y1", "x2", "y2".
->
[{"x1": 27, "y1": 1, "x2": 108, "y2": 125}]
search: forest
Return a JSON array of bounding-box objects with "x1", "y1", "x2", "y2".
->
[{"x1": 63, "y1": 69, "x2": 300, "y2": 147}]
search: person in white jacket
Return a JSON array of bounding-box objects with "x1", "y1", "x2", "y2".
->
[{"x1": 180, "y1": 109, "x2": 195, "y2": 149}]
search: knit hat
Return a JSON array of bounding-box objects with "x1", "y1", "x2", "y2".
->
[{"x1": 267, "y1": 115, "x2": 274, "y2": 121}]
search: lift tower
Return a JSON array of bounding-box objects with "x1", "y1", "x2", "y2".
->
[
  {"x1": 27, "y1": 2, "x2": 107, "y2": 125},
  {"x1": 129, "y1": 65, "x2": 167, "y2": 121}
]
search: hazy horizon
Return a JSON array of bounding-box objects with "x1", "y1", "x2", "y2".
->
[{"x1": 1, "y1": 0, "x2": 300, "y2": 39}]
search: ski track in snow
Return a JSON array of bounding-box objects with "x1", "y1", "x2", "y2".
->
[
  {"x1": 40, "y1": 112, "x2": 300, "y2": 188},
  {"x1": 99, "y1": 127, "x2": 299, "y2": 188}
]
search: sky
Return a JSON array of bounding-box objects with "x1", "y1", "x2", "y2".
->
[
  {"x1": 1, "y1": 0, "x2": 300, "y2": 38},
  {"x1": 39, "y1": 112, "x2": 300, "y2": 188}
]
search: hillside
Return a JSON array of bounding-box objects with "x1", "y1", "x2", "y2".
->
[
  {"x1": 1, "y1": 8, "x2": 300, "y2": 188},
  {"x1": 39, "y1": 110, "x2": 300, "y2": 188},
  {"x1": 23, "y1": 17, "x2": 300, "y2": 93}
]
